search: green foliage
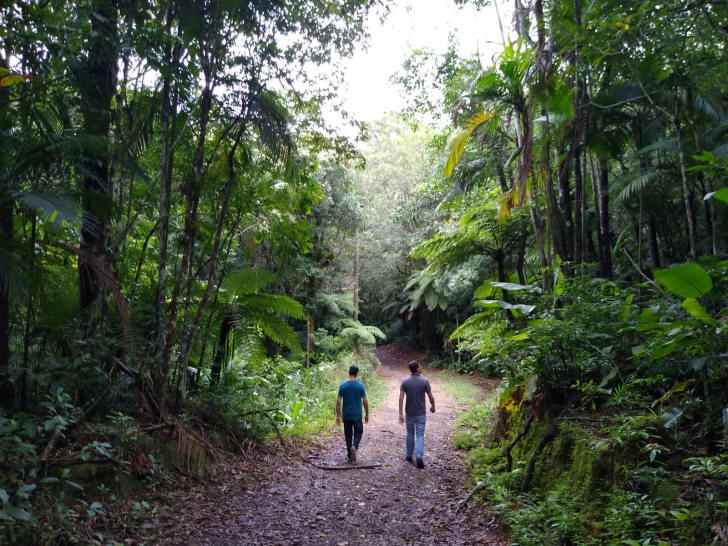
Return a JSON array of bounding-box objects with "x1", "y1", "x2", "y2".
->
[{"x1": 192, "y1": 350, "x2": 384, "y2": 439}]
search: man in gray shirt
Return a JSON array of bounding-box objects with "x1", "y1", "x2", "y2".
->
[{"x1": 398, "y1": 360, "x2": 435, "y2": 468}]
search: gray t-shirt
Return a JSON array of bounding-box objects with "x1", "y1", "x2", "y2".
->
[{"x1": 400, "y1": 374, "x2": 432, "y2": 417}]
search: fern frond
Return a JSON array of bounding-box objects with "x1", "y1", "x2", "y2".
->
[
  {"x1": 222, "y1": 268, "x2": 278, "y2": 296},
  {"x1": 238, "y1": 293, "x2": 305, "y2": 320}
]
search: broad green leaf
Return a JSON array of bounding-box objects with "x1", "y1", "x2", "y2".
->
[
  {"x1": 524, "y1": 375, "x2": 538, "y2": 401},
  {"x1": 654, "y1": 264, "x2": 712, "y2": 298},
  {"x1": 554, "y1": 261, "x2": 564, "y2": 296},
  {"x1": 661, "y1": 407, "x2": 683, "y2": 429},
  {"x1": 0, "y1": 489, "x2": 8, "y2": 504},
  {"x1": 4, "y1": 506, "x2": 32, "y2": 520},
  {"x1": 600, "y1": 366, "x2": 619, "y2": 387},
  {"x1": 291, "y1": 401, "x2": 304, "y2": 420},
  {"x1": 443, "y1": 111, "x2": 496, "y2": 178},
  {"x1": 690, "y1": 357, "x2": 708, "y2": 371},
  {"x1": 489, "y1": 282, "x2": 541, "y2": 293},
  {"x1": 475, "y1": 300, "x2": 536, "y2": 315},
  {"x1": 655, "y1": 380, "x2": 694, "y2": 404},
  {"x1": 704, "y1": 187, "x2": 728, "y2": 205},
  {"x1": 681, "y1": 298, "x2": 716, "y2": 325},
  {"x1": 638, "y1": 308, "x2": 658, "y2": 324},
  {"x1": 16, "y1": 484, "x2": 36, "y2": 499}
]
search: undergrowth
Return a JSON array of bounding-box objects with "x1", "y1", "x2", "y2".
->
[{"x1": 453, "y1": 396, "x2": 721, "y2": 545}]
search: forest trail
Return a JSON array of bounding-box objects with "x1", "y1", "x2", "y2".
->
[{"x1": 143, "y1": 345, "x2": 507, "y2": 545}]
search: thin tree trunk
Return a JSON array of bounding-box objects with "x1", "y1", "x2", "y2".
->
[
  {"x1": 0, "y1": 197, "x2": 13, "y2": 408},
  {"x1": 354, "y1": 227, "x2": 360, "y2": 323},
  {"x1": 20, "y1": 215, "x2": 36, "y2": 410},
  {"x1": 573, "y1": 146, "x2": 583, "y2": 264},
  {"x1": 674, "y1": 106, "x2": 698, "y2": 261},
  {"x1": 306, "y1": 310, "x2": 314, "y2": 369},
  {"x1": 517, "y1": 220, "x2": 528, "y2": 284},
  {"x1": 684, "y1": 98, "x2": 718, "y2": 254},
  {"x1": 176, "y1": 137, "x2": 243, "y2": 412},
  {"x1": 530, "y1": 183, "x2": 550, "y2": 292},
  {"x1": 157, "y1": 79, "x2": 213, "y2": 408},
  {"x1": 597, "y1": 158, "x2": 612, "y2": 278},
  {"x1": 588, "y1": 154, "x2": 602, "y2": 265},
  {"x1": 211, "y1": 313, "x2": 234, "y2": 386},
  {"x1": 647, "y1": 216, "x2": 661, "y2": 270}
]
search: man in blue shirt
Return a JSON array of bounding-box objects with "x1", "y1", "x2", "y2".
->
[
  {"x1": 336, "y1": 365, "x2": 369, "y2": 463},
  {"x1": 399, "y1": 360, "x2": 435, "y2": 468}
]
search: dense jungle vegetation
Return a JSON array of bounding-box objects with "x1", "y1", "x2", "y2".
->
[{"x1": 1, "y1": 0, "x2": 728, "y2": 543}]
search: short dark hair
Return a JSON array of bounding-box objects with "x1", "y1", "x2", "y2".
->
[
  {"x1": 409, "y1": 361, "x2": 420, "y2": 373},
  {"x1": 349, "y1": 365, "x2": 359, "y2": 376}
]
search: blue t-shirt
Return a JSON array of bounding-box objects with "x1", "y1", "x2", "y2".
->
[{"x1": 338, "y1": 380, "x2": 367, "y2": 421}]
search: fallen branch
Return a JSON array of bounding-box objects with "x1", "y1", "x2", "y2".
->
[
  {"x1": 113, "y1": 357, "x2": 164, "y2": 419},
  {"x1": 456, "y1": 479, "x2": 489, "y2": 512},
  {"x1": 172, "y1": 463, "x2": 219, "y2": 483},
  {"x1": 47, "y1": 455, "x2": 129, "y2": 471},
  {"x1": 420, "y1": 505, "x2": 436, "y2": 517}
]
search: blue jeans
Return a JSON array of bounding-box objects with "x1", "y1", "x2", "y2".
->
[
  {"x1": 343, "y1": 420, "x2": 363, "y2": 458},
  {"x1": 405, "y1": 414, "x2": 426, "y2": 460}
]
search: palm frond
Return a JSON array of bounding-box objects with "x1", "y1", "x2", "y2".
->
[
  {"x1": 14, "y1": 190, "x2": 81, "y2": 228},
  {"x1": 615, "y1": 168, "x2": 664, "y2": 201}
]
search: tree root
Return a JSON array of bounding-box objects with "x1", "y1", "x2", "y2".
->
[
  {"x1": 506, "y1": 414, "x2": 534, "y2": 472},
  {"x1": 520, "y1": 407, "x2": 569, "y2": 493}
]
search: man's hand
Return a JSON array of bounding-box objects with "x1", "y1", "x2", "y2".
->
[
  {"x1": 365, "y1": 415, "x2": 369, "y2": 424},
  {"x1": 430, "y1": 406, "x2": 435, "y2": 413},
  {"x1": 398, "y1": 415, "x2": 404, "y2": 425},
  {"x1": 336, "y1": 418, "x2": 341, "y2": 427}
]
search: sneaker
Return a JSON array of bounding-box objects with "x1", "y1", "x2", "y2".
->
[
  {"x1": 416, "y1": 458, "x2": 424, "y2": 469},
  {"x1": 349, "y1": 446, "x2": 357, "y2": 463},
  {"x1": 405, "y1": 456, "x2": 413, "y2": 463}
]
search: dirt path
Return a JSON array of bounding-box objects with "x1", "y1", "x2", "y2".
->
[{"x1": 142, "y1": 345, "x2": 507, "y2": 545}]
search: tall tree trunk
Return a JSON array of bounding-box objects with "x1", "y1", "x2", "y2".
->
[
  {"x1": 684, "y1": 96, "x2": 718, "y2": 254},
  {"x1": 156, "y1": 79, "x2": 213, "y2": 408},
  {"x1": 20, "y1": 215, "x2": 36, "y2": 410},
  {"x1": 211, "y1": 313, "x2": 234, "y2": 386},
  {"x1": 530, "y1": 183, "x2": 550, "y2": 292},
  {"x1": 155, "y1": 0, "x2": 178, "y2": 356},
  {"x1": 176, "y1": 137, "x2": 242, "y2": 412},
  {"x1": 354, "y1": 227, "x2": 360, "y2": 323},
  {"x1": 647, "y1": 216, "x2": 661, "y2": 270},
  {"x1": 557, "y1": 157, "x2": 575, "y2": 261},
  {"x1": 674, "y1": 105, "x2": 698, "y2": 261},
  {"x1": 79, "y1": 0, "x2": 118, "y2": 323},
  {"x1": 517, "y1": 220, "x2": 528, "y2": 284},
  {"x1": 573, "y1": 146, "x2": 583, "y2": 264},
  {"x1": 597, "y1": 158, "x2": 612, "y2": 278},
  {"x1": 588, "y1": 154, "x2": 602, "y2": 265},
  {"x1": 0, "y1": 198, "x2": 13, "y2": 409}
]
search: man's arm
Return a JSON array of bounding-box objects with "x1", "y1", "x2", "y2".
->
[
  {"x1": 427, "y1": 391, "x2": 435, "y2": 413},
  {"x1": 363, "y1": 397, "x2": 369, "y2": 424},
  {"x1": 398, "y1": 391, "x2": 405, "y2": 425},
  {"x1": 336, "y1": 396, "x2": 342, "y2": 426}
]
